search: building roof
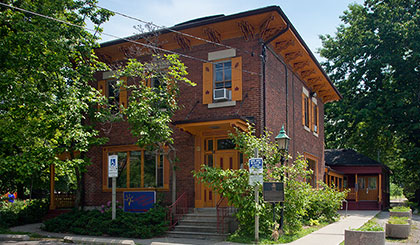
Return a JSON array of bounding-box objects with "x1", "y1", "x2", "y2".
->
[{"x1": 325, "y1": 149, "x2": 389, "y2": 170}]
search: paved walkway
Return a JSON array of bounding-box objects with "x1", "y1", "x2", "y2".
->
[
  {"x1": 5, "y1": 210, "x2": 380, "y2": 245},
  {"x1": 289, "y1": 210, "x2": 380, "y2": 245}
]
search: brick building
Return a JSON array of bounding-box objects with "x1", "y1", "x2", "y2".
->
[{"x1": 84, "y1": 6, "x2": 341, "y2": 209}]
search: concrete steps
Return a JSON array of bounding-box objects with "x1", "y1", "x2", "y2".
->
[{"x1": 166, "y1": 208, "x2": 231, "y2": 240}]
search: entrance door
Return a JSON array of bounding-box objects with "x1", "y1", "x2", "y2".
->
[
  {"x1": 201, "y1": 137, "x2": 239, "y2": 207},
  {"x1": 358, "y1": 175, "x2": 378, "y2": 201}
]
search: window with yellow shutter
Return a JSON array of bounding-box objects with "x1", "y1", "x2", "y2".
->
[
  {"x1": 202, "y1": 56, "x2": 242, "y2": 105},
  {"x1": 97, "y1": 78, "x2": 128, "y2": 111}
]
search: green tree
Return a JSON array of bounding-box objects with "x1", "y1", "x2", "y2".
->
[
  {"x1": 0, "y1": 0, "x2": 112, "y2": 203},
  {"x1": 320, "y1": 0, "x2": 420, "y2": 205}
]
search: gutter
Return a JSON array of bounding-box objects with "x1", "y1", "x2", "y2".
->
[{"x1": 261, "y1": 24, "x2": 289, "y2": 131}]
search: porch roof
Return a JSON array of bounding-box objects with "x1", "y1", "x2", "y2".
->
[
  {"x1": 173, "y1": 116, "x2": 248, "y2": 136},
  {"x1": 325, "y1": 149, "x2": 390, "y2": 172}
]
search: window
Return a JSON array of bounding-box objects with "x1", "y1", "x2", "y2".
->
[
  {"x1": 305, "y1": 153, "x2": 318, "y2": 188},
  {"x1": 97, "y1": 78, "x2": 127, "y2": 109},
  {"x1": 313, "y1": 103, "x2": 318, "y2": 133},
  {"x1": 368, "y1": 177, "x2": 377, "y2": 190},
  {"x1": 202, "y1": 57, "x2": 242, "y2": 104},
  {"x1": 103, "y1": 146, "x2": 167, "y2": 190},
  {"x1": 214, "y1": 61, "x2": 232, "y2": 89},
  {"x1": 304, "y1": 96, "x2": 310, "y2": 127}
]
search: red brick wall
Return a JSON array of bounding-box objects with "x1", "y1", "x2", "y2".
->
[{"x1": 264, "y1": 46, "x2": 325, "y2": 183}]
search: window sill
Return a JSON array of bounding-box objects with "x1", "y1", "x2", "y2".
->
[
  {"x1": 208, "y1": 100, "x2": 236, "y2": 108},
  {"x1": 313, "y1": 132, "x2": 319, "y2": 137},
  {"x1": 304, "y1": 125, "x2": 311, "y2": 132}
]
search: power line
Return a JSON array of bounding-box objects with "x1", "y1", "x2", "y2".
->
[
  {"x1": 0, "y1": 2, "x2": 261, "y2": 76},
  {"x1": 96, "y1": 4, "x2": 256, "y2": 57}
]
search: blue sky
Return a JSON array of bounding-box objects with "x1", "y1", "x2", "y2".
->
[{"x1": 95, "y1": 0, "x2": 363, "y2": 60}]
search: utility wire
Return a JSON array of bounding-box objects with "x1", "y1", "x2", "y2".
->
[
  {"x1": 96, "y1": 4, "x2": 256, "y2": 57},
  {"x1": 0, "y1": 2, "x2": 260, "y2": 76}
]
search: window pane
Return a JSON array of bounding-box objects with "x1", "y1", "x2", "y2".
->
[
  {"x1": 108, "y1": 152, "x2": 127, "y2": 188},
  {"x1": 368, "y1": 177, "x2": 377, "y2": 189},
  {"x1": 215, "y1": 63, "x2": 223, "y2": 70},
  {"x1": 225, "y1": 69, "x2": 231, "y2": 81},
  {"x1": 225, "y1": 81, "x2": 232, "y2": 88},
  {"x1": 359, "y1": 178, "x2": 365, "y2": 189},
  {"x1": 207, "y1": 140, "x2": 213, "y2": 151},
  {"x1": 215, "y1": 71, "x2": 223, "y2": 81},
  {"x1": 129, "y1": 151, "x2": 142, "y2": 188},
  {"x1": 217, "y1": 139, "x2": 235, "y2": 150},
  {"x1": 215, "y1": 82, "x2": 224, "y2": 89},
  {"x1": 144, "y1": 151, "x2": 156, "y2": 187},
  {"x1": 157, "y1": 154, "x2": 164, "y2": 188}
]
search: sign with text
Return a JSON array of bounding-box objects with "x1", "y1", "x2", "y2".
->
[
  {"x1": 263, "y1": 182, "x2": 284, "y2": 202},
  {"x1": 249, "y1": 174, "x2": 263, "y2": 186},
  {"x1": 249, "y1": 158, "x2": 263, "y2": 175},
  {"x1": 108, "y1": 155, "x2": 118, "y2": 178},
  {"x1": 123, "y1": 191, "x2": 156, "y2": 213}
]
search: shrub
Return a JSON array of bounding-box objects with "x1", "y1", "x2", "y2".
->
[
  {"x1": 354, "y1": 218, "x2": 383, "y2": 231},
  {"x1": 0, "y1": 199, "x2": 49, "y2": 228},
  {"x1": 388, "y1": 216, "x2": 409, "y2": 225},
  {"x1": 42, "y1": 205, "x2": 168, "y2": 238},
  {"x1": 390, "y1": 206, "x2": 410, "y2": 212}
]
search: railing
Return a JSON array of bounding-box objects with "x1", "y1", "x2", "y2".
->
[
  {"x1": 167, "y1": 192, "x2": 189, "y2": 230},
  {"x1": 216, "y1": 196, "x2": 234, "y2": 234},
  {"x1": 54, "y1": 193, "x2": 75, "y2": 208},
  {"x1": 346, "y1": 188, "x2": 357, "y2": 200}
]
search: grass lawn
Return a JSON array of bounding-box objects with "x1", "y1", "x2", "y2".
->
[{"x1": 227, "y1": 222, "x2": 329, "y2": 244}]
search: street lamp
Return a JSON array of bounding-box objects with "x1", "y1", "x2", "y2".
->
[{"x1": 274, "y1": 124, "x2": 290, "y2": 234}]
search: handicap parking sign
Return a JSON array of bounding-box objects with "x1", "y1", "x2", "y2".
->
[
  {"x1": 108, "y1": 155, "x2": 118, "y2": 177},
  {"x1": 249, "y1": 158, "x2": 263, "y2": 175}
]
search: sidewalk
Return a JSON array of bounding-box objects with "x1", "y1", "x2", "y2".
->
[
  {"x1": 289, "y1": 210, "x2": 380, "y2": 245},
  {"x1": 5, "y1": 210, "x2": 380, "y2": 245}
]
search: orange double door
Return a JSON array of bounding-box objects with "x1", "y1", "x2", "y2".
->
[{"x1": 201, "y1": 137, "x2": 240, "y2": 207}]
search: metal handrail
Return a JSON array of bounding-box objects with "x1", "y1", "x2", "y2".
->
[
  {"x1": 167, "y1": 192, "x2": 189, "y2": 229},
  {"x1": 216, "y1": 196, "x2": 233, "y2": 234}
]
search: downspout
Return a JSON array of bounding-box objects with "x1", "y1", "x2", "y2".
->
[{"x1": 261, "y1": 24, "x2": 290, "y2": 131}]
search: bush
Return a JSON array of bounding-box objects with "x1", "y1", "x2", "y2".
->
[
  {"x1": 42, "y1": 205, "x2": 168, "y2": 238},
  {"x1": 390, "y1": 206, "x2": 410, "y2": 212},
  {"x1": 0, "y1": 199, "x2": 49, "y2": 228}
]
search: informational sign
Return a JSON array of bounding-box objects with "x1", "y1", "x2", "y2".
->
[
  {"x1": 249, "y1": 158, "x2": 263, "y2": 175},
  {"x1": 123, "y1": 191, "x2": 156, "y2": 213},
  {"x1": 249, "y1": 175, "x2": 263, "y2": 186},
  {"x1": 263, "y1": 182, "x2": 284, "y2": 202},
  {"x1": 249, "y1": 158, "x2": 264, "y2": 186},
  {"x1": 108, "y1": 155, "x2": 118, "y2": 178}
]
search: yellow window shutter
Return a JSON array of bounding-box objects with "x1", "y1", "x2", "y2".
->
[
  {"x1": 302, "y1": 93, "x2": 305, "y2": 125},
  {"x1": 231, "y1": 57, "x2": 242, "y2": 101},
  {"x1": 119, "y1": 77, "x2": 127, "y2": 108},
  {"x1": 202, "y1": 62, "x2": 213, "y2": 104},
  {"x1": 316, "y1": 105, "x2": 319, "y2": 132},
  {"x1": 98, "y1": 80, "x2": 106, "y2": 96}
]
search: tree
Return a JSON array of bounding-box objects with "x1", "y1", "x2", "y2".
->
[
  {"x1": 319, "y1": 0, "x2": 420, "y2": 205},
  {"x1": 0, "y1": 0, "x2": 112, "y2": 202}
]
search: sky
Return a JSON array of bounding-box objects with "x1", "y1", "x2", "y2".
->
[{"x1": 94, "y1": 0, "x2": 364, "y2": 60}]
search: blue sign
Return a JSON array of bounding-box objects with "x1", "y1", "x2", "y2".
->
[
  {"x1": 249, "y1": 158, "x2": 263, "y2": 169},
  {"x1": 123, "y1": 191, "x2": 156, "y2": 213}
]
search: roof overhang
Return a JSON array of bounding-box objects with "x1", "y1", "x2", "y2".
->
[{"x1": 174, "y1": 118, "x2": 248, "y2": 136}]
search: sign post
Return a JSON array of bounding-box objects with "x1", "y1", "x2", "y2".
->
[
  {"x1": 108, "y1": 155, "x2": 118, "y2": 220},
  {"x1": 249, "y1": 148, "x2": 263, "y2": 243}
]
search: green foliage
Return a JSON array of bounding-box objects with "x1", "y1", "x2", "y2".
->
[
  {"x1": 390, "y1": 183, "x2": 405, "y2": 199},
  {"x1": 0, "y1": 0, "x2": 112, "y2": 197},
  {"x1": 389, "y1": 206, "x2": 411, "y2": 212},
  {"x1": 388, "y1": 216, "x2": 409, "y2": 225},
  {"x1": 354, "y1": 218, "x2": 384, "y2": 231},
  {"x1": 319, "y1": 0, "x2": 420, "y2": 206},
  {"x1": 42, "y1": 205, "x2": 168, "y2": 238},
  {"x1": 194, "y1": 125, "x2": 347, "y2": 237},
  {"x1": 0, "y1": 199, "x2": 49, "y2": 228},
  {"x1": 114, "y1": 55, "x2": 194, "y2": 148}
]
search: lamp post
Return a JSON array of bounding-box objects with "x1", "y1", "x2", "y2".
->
[{"x1": 275, "y1": 125, "x2": 290, "y2": 233}]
